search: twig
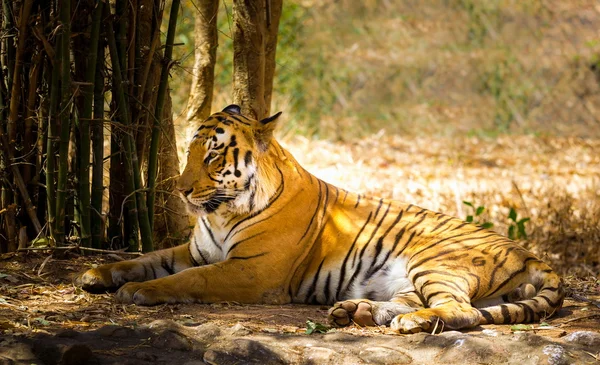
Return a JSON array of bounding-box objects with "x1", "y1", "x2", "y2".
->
[
  {"x1": 512, "y1": 180, "x2": 529, "y2": 213},
  {"x1": 17, "y1": 246, "x2": 142, "y2": 256},
  {"x1": 77, "y1": 247, "x2": 142, "y2": 256},
  {"x1": 560, "y1": 314, "x2": 600, "y2": 325},
  {"x1": 570, "y1": 293, "x2": 600, "y2": 309}
]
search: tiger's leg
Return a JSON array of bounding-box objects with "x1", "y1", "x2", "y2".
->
[
  {"x1": 328, "y1": 292, "x2": 424, "y2": 327},
  {"x1": 390, "y1": 292, "x2": 482, "y2": 334},
  {"x1": 75, "y1": 243, "x2": 198, "y2": 293}
]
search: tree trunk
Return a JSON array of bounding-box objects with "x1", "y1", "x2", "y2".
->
[
  {"x1": 185, "y1": 0, "x2": 219, "y2": 124},
  {"x1": 233, "y1": 0, "x2": 282, "y2": 120},
  {"x1": 136, "y1": 0, "x2": 189, "y2": 249}
]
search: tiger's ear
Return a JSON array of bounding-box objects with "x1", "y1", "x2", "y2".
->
[
  {"x1": 255, "y1": 111, "x2": 282, "y2": 151},
  {"x1": 222, "y1": 104, "x2": 242, "y2": 114}
]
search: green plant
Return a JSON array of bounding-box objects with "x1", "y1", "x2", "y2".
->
[
  {"x1": 305, "y1": 320, "x2": 331, "y2": 334},
  {"x1": 507, "y1": 208, "x2": 530, "y2": 240},
  {"x1": 463, "y1": 201, "x2": 493, "y2": 229}
]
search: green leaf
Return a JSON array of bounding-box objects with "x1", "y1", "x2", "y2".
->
[
  {"x1": 540, "y1": 322, "x2": 550, "y2": 327},
  {"x1": 462, "y1": 201, "x2": 474, "y2": 208},
  {"x1": 508, "y1": 225, "x2": 515, "y2": 240},
  {"x1": 508, "y1": 208, "x2": 517, "y2": 222},
  {"x1": 305, "y1": 320, "x2": 330, "y2": 335},
  {"x1": 476, "y1": 206, "x2": 485, "y2": 216},
  {"x1": 510, "y1": 324, "x2": 533, "y2": 331},
  {"x1": 0, "y1": 273, "x2": 8, "y2": 279},
  {"x1": 481, "y1": 222, "x2": 494, "y2": 229},
  {"x1": 518, "y1": 218, "x2": 530, "y2": 224},
  {"x1": 466, "y1": 215, "x2": 473, "y2": 223},
  {"x1": 31, "y1": 237, "x2": 50, "y2": 248},
  {"x1": 34, "y1": 317, "x2": 51, "y2": 326}
]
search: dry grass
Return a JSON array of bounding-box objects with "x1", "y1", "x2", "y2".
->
[{"x1": 171, "y1": 0, "x2": 600, "y2": 139}]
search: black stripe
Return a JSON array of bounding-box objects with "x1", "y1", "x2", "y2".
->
[
  {"x1": 296, "y1": 180, "x2": 323, "y2": 244},
  {"x1": 161, "y1": 255, "x2": 175, "y2": 275},
  {"x1": 479, "y1": 309, "x2": 494, "y2": 323},
  {"x1": 202, "y1": 218, "x2": 222, "y2": 251},
  {"x1": 539, "y1": 294, "x2": 561, "y2": 308},
  {"x1": 342, "y1": 190, "x2": 349, "y2": 204},
  {"x1": 228, "y1": 252, "x2": 267, "y2": 260},
  {"x1": 354, "y1": 194, "x2": 361, "y2": 208},
  {"x1": 305, "y1": 259, "x2": 326, "y2": 303},
  {"x1": 487, "y1": 257, "x2": 537, "y2": 296},
  {"x1": 335, "y1": 212, "x2": 373, "y2": 301},
  {"x1": 188, "y1": 243, "x2": 200, "y2": 266},
  {"x1": 373, "y1": 199, "x2": 384, "y2": 219},
  {"x1": 227, "y1": 231, "x2": 265, "y2": 256},
  {"x1": 224, "y1": 165, "x2": 285, "y2": 241},
  {"x1": 324, "y1": 273, "x2": 332, "y2": 304},
  {"x1": 357, "y1": 202, "x2": 391, "y2": 262},
  {"x1": 500, "y1": 304, "x2": 511, "y2": 323},
  {"x1": 342, "y1": 260, "x2": 362, "y2": 299},
  {"x1": 431, "y1": 217, "x2": 454, "y2": 233},
  {"x1": 364, "y1": 210, "x2": 405, "y2": 279},
  {"x1": 192, "y1": 235, "x2": 209, "y2": 264},
  {"x1": 406, "y1": 212, "x2": 428, "y2": 231}
]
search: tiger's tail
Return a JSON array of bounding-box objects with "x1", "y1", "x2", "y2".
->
[{"x1": 477, "y1": 271, "x2": 565, "y2": 325}]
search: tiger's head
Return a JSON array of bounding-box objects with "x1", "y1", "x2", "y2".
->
[{"x1": 176, "y1": 105, "x2": 282, "y2": 216}]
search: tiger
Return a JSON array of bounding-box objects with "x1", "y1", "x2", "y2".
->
[{"x1": 76, "y1": 104, "x2": 564, "y2": 334}]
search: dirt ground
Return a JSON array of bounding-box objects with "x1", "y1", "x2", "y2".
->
[{"x1": 1, "y1": 250, "x2": 599, "y2": 364}]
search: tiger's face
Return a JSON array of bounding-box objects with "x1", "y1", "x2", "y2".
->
[{"x1": 176, "y1": 105, "x2": 281, "y2": 216}]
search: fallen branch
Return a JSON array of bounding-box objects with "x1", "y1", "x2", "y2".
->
[{"x1": 17, "y1": 246, "x2": 143, "y2": 256}]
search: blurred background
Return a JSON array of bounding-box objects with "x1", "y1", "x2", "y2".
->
[{"x1": 170, "y1": 0, "x2": 600, "y2": 140}]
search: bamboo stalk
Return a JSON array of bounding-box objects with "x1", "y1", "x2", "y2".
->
[
  {"x1": 7, "y1": 0, "x2": 34, "y2": 144},
  {"x1": 23, "y1": 50, "x2": 42, "y2": 187},
  {"x1": 54, "y1": 0, "x2": 72, "y2": 245},
  {"x1": 146, "y1": 0, "x2": 180, "y2": 230},
  {"x1": 0, "y1": 132, "x2": 44, "y2": 235},
  {"x1": 91, "y1": 35, "x2": 105, "y2": 249},
  {"x1": 78, "y1": 0, "x2": 104, "y2": 249},
  {"x1": 2, "y1": 0, "x2": 15, "y2": 101},
  {"x1": 106, "y1": 13, "x2": 153, "y2": 252},
  {"x1": 46, "y1": 31, "x2": 60, "y2": 242}
]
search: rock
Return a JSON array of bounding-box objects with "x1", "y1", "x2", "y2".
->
[
  {"x1": 482, "y1": 329, "x2": 499, "y2": 337},
  {"x1": 135, "y1": 351, "x2": 157, "y2": 362},
  {"x1": 0, "y1": 339, "x2": 39, "y2": 364},
  {"x1": 55, "y1": 329, "x2": 79, "y2": 339},
  {"x1": 204, "y1": 339, "x2": 286, "y2": 365},
  {"x1": 303, "y1": 346, "x2": 341, "y2": 364},
  {"x1": 359, "y1": 346, "x2": 412, "y2": 365},
  {"x1": 60, "y1": 344, "x2": 93, "y2": 365},
  {"x1": 436, "y1": 335, "x2": 508, "y2": 364},
  {"x1": 563, "y1": 331, "x2": 600, "y2": 348},
  {"x1": 322, "y1": 332, "x2": 358, "y2": 342},
  {"x1": 151, "y1": 330, "x2": 193, "y2": 351},
  {"x1": 95, "y1": 325, "x2": 137, "y2": 338},
  {"x1": 228, "y1": 323, "x2": 251, "y2": 337},
  {"x1": 193, "y1": 322, "x2": 222, "y2": 341},
  {"x1": 542, "y1": 344, "x2": 574, "y2": 365}
]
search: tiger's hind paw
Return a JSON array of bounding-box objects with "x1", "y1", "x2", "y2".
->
[
  {"x1": 390, "y1": 311, "x2": 442, "y2": 334},
  {"x1": 328, "y1": 300, "x2": 377, "y2": 327}
]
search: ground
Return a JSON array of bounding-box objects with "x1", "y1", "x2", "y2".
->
[
  {"x1": 0, "y1": 253, "x2": 599, "y2": 365},
  {"x1": 2, "y1": 135, "x2": 600, "y2": 364}
]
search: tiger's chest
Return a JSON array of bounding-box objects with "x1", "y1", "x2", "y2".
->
[{"x1": 191, "y1": 217, "x2": 230, "y2": 263}]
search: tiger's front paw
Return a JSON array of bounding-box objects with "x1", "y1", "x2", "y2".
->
[
  {"x1": 115, "y1": 282, "x2": 176, "y2": 306},
  {"x1": 328, "y1": 300, "x2": 377, "y2": 327},
  {"x1": 74, "y1": 267, "x2": 119, "y2": 293}
]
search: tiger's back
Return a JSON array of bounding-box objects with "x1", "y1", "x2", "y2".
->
[{"x1": 76, "y1": 106, "x2": 564, "y2": 333}]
